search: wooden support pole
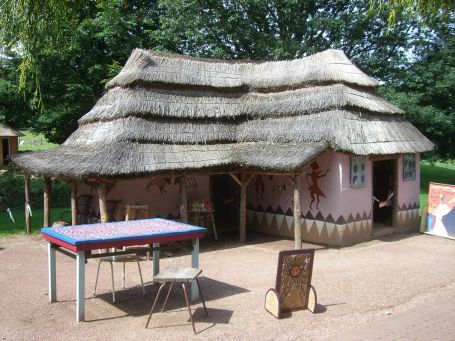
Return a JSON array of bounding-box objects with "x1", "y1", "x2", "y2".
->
[
  {"x1": 71, "y1": 180, "x2": 78, "y2": 225},
  {"x1": 293, "y1": 175, "x2": 302, "y2": 249},
  {"x1": 24, "y1": 175, "x2": 31, "y2": 234},
  {"x1": 229, "y1": 173, "x2": 242, "y2": 187},
  {"x1": 180, "y1": 176, "x2": 188, "y2": 223},
  {"x1": 43, "y1": 178, "x2": 51, "y2": 227},
  {"x1": 98, "y1": 182, "x2": 108, "y2": 223},
  {"x1": 239, "y1": 174, "x2": 247, "y2": 243}
]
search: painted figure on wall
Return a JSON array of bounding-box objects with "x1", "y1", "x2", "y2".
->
[
  {"x1": 306, "y1": 161, "x2": 329, "y2": 210},
  {"x1": 175, "y1": 176, "x2": 198, "y2": 193},
  {"x1": 146, "y1": 177, "x2": 171, "y2": 194}
]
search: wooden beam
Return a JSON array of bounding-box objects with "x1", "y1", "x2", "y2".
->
[
  {"x1": 292, "y1": 175, "x2": 302, "y2": 249},
  {"x1": 229, "y1": 173, "x2": 242, "y2": 187},
  {"x1": 43, "y1": 178, "x2": 51, "y2": 227},
  {"x1": 71, "y1": 180, "x2": 78, "y2": 225},
  {"x1": 239, "y1": 173, "x2": 247, "y2": 243},
  {"x1": 97, "y1": 182, "x2": 108, "y2": 223},
  {"x1": 24, "y1": 175, "x2": 31, "y2": 234},
  {"x1": 180, "y1": 176, "x2": 188, "y2": 223}
]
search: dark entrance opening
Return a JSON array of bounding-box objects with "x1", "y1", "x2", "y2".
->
[
  {"x1": 372, "y1": 159, "x2": 396, "y2": 227},
  {"x1": 210, "y1": 175, "x2": 240, "y2": 231},
  {"x1": 2, "y1": 138, "x2": 9, "y2": 165}
]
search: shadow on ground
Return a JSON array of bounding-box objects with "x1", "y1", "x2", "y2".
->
[{"x1": 91, "y1": 276, "x2": 247, "y2": 320}]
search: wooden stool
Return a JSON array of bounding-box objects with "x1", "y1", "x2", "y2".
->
[
  {"x1": 145, "y1": 267, "x2": 208, "y2": 334},
  {"x1": 115, "y1": 204, "x2": 149, "y2": 221}
]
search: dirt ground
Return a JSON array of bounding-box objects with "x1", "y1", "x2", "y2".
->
[{"x1": 1, "y1": 232, "x2": 454, "y2": 340}]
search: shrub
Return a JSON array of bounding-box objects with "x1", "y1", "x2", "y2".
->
[{"x1": 0, "y1": 170, "x2": 70, "y2": 211}]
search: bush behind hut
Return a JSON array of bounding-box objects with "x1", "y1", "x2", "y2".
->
[{"x1": 0, "y1": 169, "x2": 70, "y2": 211}]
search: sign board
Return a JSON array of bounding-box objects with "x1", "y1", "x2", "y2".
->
[{"x1": 425, "y1": 182, "x2": 455, "y2": 239}]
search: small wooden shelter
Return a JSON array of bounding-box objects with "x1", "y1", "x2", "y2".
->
[
  {"x1": 0, "y1": 123, "x2": 22, "y2": 167},
  {"x1": 11, "y1": 49, "x2": 433, "y2": 246}
]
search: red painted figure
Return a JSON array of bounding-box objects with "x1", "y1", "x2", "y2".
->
[{"x1": 306, "y1": 161, "x2": 329, "y2": 210}]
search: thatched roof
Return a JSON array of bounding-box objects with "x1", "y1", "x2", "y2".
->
[
  {"x1": 0, "y1": 123, "x2": 23, "y2": 137},
  {"x1": 12, "y1": 49, "x2": 433, "y2": 179}
]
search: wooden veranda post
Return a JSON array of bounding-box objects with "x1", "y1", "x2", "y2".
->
[
  {"x1": 71, "y1": 180, "x2": 78, "y2": 225},
  {"x1": 230, "y1": 173, "x2": 254, "y2": 243},
  {"x1": 43, "y1": 178, "x2": 51, "y2": 227},
  {"x1": 98, "y1": 182, "x2": 108, "y2": 223},
  {"x1": 239, "y1": 174, "x2": 247, "y2": 243},
  {"x1": 24, "y1": 175, "x2": 31, "y2": 234},
  {"x1": 292, "y1": 175, "x2": 302, "y2": 249},
  {"x1": 180, "y1": 176, "x2": 188, "y2": 223}
]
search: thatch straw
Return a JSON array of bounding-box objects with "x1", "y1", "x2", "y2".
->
[
  {"x1": 11, "y1": 49, "x2": 433, "y2": 179},
  {"x1": 12, "y1": 142, "x2": 327, "y2": 178},
  {"x1": 80, "y1": 84, "x2": 402, "y2": 124},
  {"x1": 106, "y1": 49, "x2": 379, "y2": 91},
  {"x1": 0, "y1": 123, "x2": 23, "y2": 137}
]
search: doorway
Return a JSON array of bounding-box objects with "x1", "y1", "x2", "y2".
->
[
  {"x1": 372, "y1": 159, "x2": 396, "y2": 228},
  {"x1": 210, "y1": 175, "x2": 240, "y2": 230},
  {"x1": 2, "y1": 138, "x2": 9, "y2": 165}
]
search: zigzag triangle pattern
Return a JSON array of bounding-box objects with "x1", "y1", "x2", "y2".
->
[{"x1": 247, "y1": 205, "x2": 373, "y2": 245}]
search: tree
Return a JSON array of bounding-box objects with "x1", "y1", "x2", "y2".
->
[
  {"x1": 380, "y1": 24, "x2": 455, "y2": 159},
  {"x1": 368, "y1": 0, "x2": 455, "y2": 25},
  {"x1": 1, "y1": 0, "x2": 159, "y2": 143},
  {"x1": 153, "y1": 0, "x2": 429, "y2": 81},
  {"x1": 0, "y1": 0, "x2": 84, "y2": 108}
]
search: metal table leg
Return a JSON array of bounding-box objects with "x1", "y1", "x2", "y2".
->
[
  {"x1": 48, "y1": 243, "x2": 56, "y2": 302},
  {"x1": 153, "y1": 243, "x2": 160, "y2": 276},
  {"x1": 76, "y1": 251, "x2": 86, "y2": 322},
  {"x1": 191, "y1": 239, "x2": 199, "y2": 301}
]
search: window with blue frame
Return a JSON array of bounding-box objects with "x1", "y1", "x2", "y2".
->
[
  {"x1": 350, "y1": 156, "x2": 367, "y2": 187},
  {"x1": 403, "y1": 154, "x2": 416, "y2": 181}
]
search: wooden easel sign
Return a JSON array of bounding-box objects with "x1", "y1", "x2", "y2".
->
[{"x1": 265, "y1": 249, "x2": 317, "y2": 319}]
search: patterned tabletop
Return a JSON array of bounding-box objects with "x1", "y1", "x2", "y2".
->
[{"x1": 41, "y1": 218, "x2": 206, "y2": 246}]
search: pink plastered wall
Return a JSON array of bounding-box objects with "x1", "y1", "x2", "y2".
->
[
  {"x1": 79, "y1": 175, "x2": 210, "y2": 219},
  {"x1": 396, "y1": 153, "x2": 420, "y2": 208},
  {"x1": 247, "y1": 150, "x2": 372, "y2": 222}
]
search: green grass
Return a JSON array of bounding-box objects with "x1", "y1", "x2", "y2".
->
[
  {"x1": 18, "y1": 131, "x2": 58, "y2": 152},
  {"x1": 420, "y1": 161, "x2": 455, "y2": 210},
  {"x1": 0, "y1": 207, "x2": 70, "y2": 236}
]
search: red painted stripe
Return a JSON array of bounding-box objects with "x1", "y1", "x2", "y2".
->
[
  {"x1": 43, "y1": 232, "x2": 204, "y2": 252},
  {"x1": 43, "y1": 234, "x2": 78, "y2": 252}
]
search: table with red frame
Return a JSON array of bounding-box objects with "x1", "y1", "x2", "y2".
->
[{"x1": 42, "y1": 218, "x2": 206, "y2": 322}]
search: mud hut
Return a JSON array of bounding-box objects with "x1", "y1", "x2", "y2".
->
[
  {"x1": 0, "y1": 123, "x2": 22, "y2": 167},
  {"x1": 12, "y1": 49, "x2": 433, "y2": 246}
]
